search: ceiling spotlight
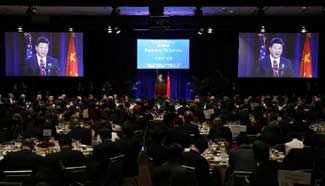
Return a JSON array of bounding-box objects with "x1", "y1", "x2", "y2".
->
[
  {"x1": 207, "y1": 27, "x2": 213, "y2": 34},
  {"x1": 26, "y1": 5, "x2": 37, "y2": 15},
  {"x1": 301, "y1": 6, "x2": 308, "y2": 10},
  {"x1": 301, "y1": 25, "x2": 307, "y2": 33},
  {"x1": 260, "y1": 25, "x2": 266, "y2": 33},
  {"x1": 107, "y1": 25, "x2": 113, "y2": 34},
  {"x1": 68, "y1": 27, "x2": 74, "y2": 32},
  {"x1": 197, "y1": 27, "x2": 204, "y2": 35},
  {"x1": 17, "y1": 25, "x2": 23, "y2": 33},
  {"x1": 115, "y1": 27, "x2": 121, "y2": 34}
]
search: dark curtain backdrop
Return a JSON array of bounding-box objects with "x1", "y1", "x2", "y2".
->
[
  {"x1": 5, "y1": 32, "x2": 84, "y2": 76},
  {"x1": 238, "y1": 33, "x2": 319, "y2": 77},
  {"x1": 136, "y1": 69, "x2": 190, "y2": 100}
]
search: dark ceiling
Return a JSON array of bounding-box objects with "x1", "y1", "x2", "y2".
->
[
  {"x1": 0, "y1": 0, "x2": 324, "y2": 16},
  {"x1": 0, "y1": 0, "x2": 324, "y2": 31}
]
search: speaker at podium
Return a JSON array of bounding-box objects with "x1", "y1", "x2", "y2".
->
[
  {"x1": 155, "y1": 73, "x2": 166, "y2": 97},
  {"x1": 155, "y1": 83, "x2": 166, "y2": 97}
]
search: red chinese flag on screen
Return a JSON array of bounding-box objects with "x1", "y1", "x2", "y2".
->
[
  {"x1": 299, "y1": 33, "x2": 312, "y2": 78},
  {"x1": 167, "y1": 72, "x2": 171, "y2": 98},
  {"x1": 65, "y1": 33, "x2": 79, "y2": 77}
]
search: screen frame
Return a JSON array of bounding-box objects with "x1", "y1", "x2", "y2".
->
[
  {"x1": 136, "y1": 38, "x2": 190, "y2": 70},
  {"x1": 237, "y1": 32, "x2": 319, "y2": 79},
  {"x1": 4, "y1": 32, "x2": 84, "y2": 77}
]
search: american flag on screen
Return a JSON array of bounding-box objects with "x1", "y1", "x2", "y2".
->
[
  {"x1": 258, "y1": 33, "x2": 266, "y2": 61},
  {"x1": 24, "y1": 32, "x2": 33, "y2": 60}
]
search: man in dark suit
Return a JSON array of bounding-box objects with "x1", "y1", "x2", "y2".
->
[
  {"x1": 67, "y1": 118, "x2": 92, "y2": 146},
  {"x1": 249, "y1": 142, "x2": 279, "y2": 186},
  {"x1": 182, "y1": 111, "x2": 200, "y2": 143},
  {"x1": 181, "y1": 137, "x2": 213, "y2": 186},
  {"x1": 281, "y1": 133, "x2": 317, "y2": 171},
  {"x1": 156, "y1": 73, "x2": 165, "y2": 83},
  {"x1": 153, "y1": 143, "x2": 198, "y2": 186},
  {"x1": 155, "y1": 73, "x2": 166, "y2": 97},
  {"x1": 37, "y1": 134, "x2": 85, "y2": 186},
  {"x1": 89, "y1": 124, "x2": 124, "y2": 182},
  {"x1": 44, "y1": 134, "x2": 86, "y2": 168},
  {"x1": 256, "y1": 37, "x2": 294, "y2": 77},
  {"x1": 228, "y1": 134, "x2": 257, "y2": 174},
  {"x1": 0, "y1": 138, "x2": 42, "y2": 173},
  {"x1": 208, "y1": 117, "x2": 232, "y2": 143},
  {"x1": 165, "y1": 117, "x2": 192, "y2": 148},
  {"x1": 24, "y1": 36, "x2": 60, "y2": 76}
]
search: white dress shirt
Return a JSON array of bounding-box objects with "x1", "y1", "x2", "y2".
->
[{"x1": 285, "y1": 138, "x2": 303, "y2": 155}]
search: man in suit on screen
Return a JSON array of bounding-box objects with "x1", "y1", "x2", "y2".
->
[
  {"x1": 256, "y1": 37, "x2": 294, "y2": 77},
  {"x1": 24, "y1": 36, "x2": 60, "y2": 76}
]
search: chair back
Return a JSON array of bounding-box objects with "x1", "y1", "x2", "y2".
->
[
  {"x1": 0, "y1": 170, "x2": 32, "y2": 186},
  {"x1": 60, "y1": 161, "x2": 87, "y2": 185},
  {"x1": 180, "y1": 165, "x2": 198, "y2": 186},
  {"x1": 278, "y1": 169, "x2": 312, "y2": 186},
  {"x1": 132, "y1": 130, "x2": 145, "y2": 148},
  {"x1": 232, "y1": 170, "x2": 253, "y2": 186},
  {"x1": 144, "y1": 154, "x2": 154, "y2": 178},
  {"x1": 109, "y1": 154, "x2": 125, "y2": 186}
]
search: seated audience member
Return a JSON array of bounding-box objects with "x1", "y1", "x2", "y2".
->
[
  {"x1": 282, "y1": 133, "x2": 317, "y2": 170},
  {"x1": 284, "y1": 132, "x2": 303, "y2": 155},
  {"x1": 146, "y1": 128, "x2": 168, "y2": 167},
  {"x1": 116, "y1": 126, "x2": 141, "y2": 181},
  {"x1": 68, "y1": 118, "x2": 92, "y2": 146},
  {"x1": 250, "y1": 142, "x2": 279, "y2": 186},
  {"x1": 261, "y1": 113, "x2": 284, "y2": 146},
  {"x1": 45, "y1": 134, "x2": 86, "y2": 168},
  {"x1": 182, "y1": 111, "x2": 200, "y2": 142},
  {"x1": 92, "y1": 123, "x2": 123, "y2": 160},
  {"x1": 153, "y1": 143, "x2": 198, "y2": 186},
  {"x1": 89, "y1": 123, "x2": 124, "y2": 181},
  {"x1": 208, "y1": 117, "x2": 232, "y2": 143},
  {"x1": 181, "y1": 137, "x2": 213, "y2": 186},
  {"x1": 38, "y1": 134, "x2": 86, "y2": 186},
  {"x1": 228, "y1": 133, "x2": 257, "y2": 174},
  {"x1": 165, "y1": 117, "x2": 191, "y2": 148},
  {"x1": 0, "y1": 138, "x2": 42, "y2": 173}
]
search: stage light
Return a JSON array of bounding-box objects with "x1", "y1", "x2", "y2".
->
[
  {"x1": 115, "y1": 26, "x2": 121, "y2": 34},
  {"x1": 301, "y1": 6, "x2": 308, "y2": 11},
  {"x1": 207, "y1": 27, "x2": 213, "y2": 34},
  {"x1": 68, "y1": 27, "x2": 74, "y2": 32},
  {"x1": 260, "y1": 25, "x2": 266, "y2": 33},
  {"x1": 301, "y1": 25, "x2": 307, "y2": 33},
  {"x1": 17, "y1": 25, "x2": 23, "y2": 33},
  {"x1": 26, "y1": 5, "x2": 37, "y2": 16},
  {"x1": 107, "y1": 25, "x2": 113, "y2": 34},
  {"x1": 197, "y1": 27, "x2": 204, "y2": 35}
]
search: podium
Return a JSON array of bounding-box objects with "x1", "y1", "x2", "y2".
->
[{"x1": 155, "y1": 83, "x2": 166, "y2": 97}]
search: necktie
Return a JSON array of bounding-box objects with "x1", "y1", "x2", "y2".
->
[
  {"x1": 40, "y1": 59, "x2": 46, "y2": 76},
  {"x1": 272, "y1": 60, "x2": 278, "y2": 77}
]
